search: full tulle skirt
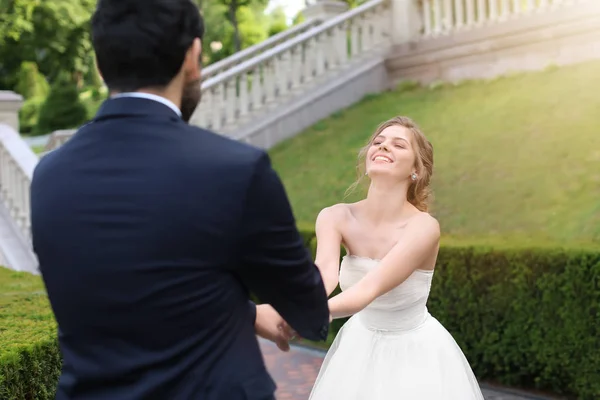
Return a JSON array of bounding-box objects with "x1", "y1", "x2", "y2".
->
[{"x1": 309, "y1": 313, "x2": 485, "y2": 400}]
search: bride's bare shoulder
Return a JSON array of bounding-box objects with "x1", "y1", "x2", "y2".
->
[
  {"x1": 407, "y1": 212, "x2": 440, "y2": 238},
  {"x1": 316, "y1": 202, "x2": 357, "y2": 227}
]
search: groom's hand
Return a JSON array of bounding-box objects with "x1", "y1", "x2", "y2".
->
[{"x1": 255, "y1": 304, "x2": 293, "y2": 352}]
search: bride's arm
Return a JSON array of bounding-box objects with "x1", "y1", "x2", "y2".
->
[
  {"x1": 328, "y1": 213, "x2": 440, "y2": 319},
  {"x1": 314, "y1": 206, "x2": 344, "y2": 297}
]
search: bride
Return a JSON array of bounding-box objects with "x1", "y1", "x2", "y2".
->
[{"x1": 308, "y1": 116, "x2": 484, "y2": 399}]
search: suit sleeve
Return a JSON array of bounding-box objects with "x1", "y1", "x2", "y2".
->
[{"x1": 237, "y1": 152, "x2": 329, "y2": 341}]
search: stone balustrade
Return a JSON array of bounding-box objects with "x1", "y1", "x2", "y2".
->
[
  {"x1": 191, "y1": 0, "x2": 391, "y2": 136},
  {"x1": 421, "y1": 0, "x2": 587, "y2": 37},
  {"x1": 0, "y1": 125, "x2": 37, "y2": 243},
  {"x1": 0, "y1": 118, "x2": 39, "y2": 273},
  {"x1": 202, "y1": 17, "x2": 325, "y2": 80}
]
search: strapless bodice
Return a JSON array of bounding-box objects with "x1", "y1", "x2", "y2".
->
[{"x1": 339, "y1": 255, "x2": 434, "y2": 332}]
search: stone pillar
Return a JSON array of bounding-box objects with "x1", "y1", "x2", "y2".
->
[
  {"x1": 391, "y1": 0, "x2": 423, "y2": 44},
  {"x1": 303, "y1": 0, "x2": 350, "y2": 21},
  {"x1": 0, "y1": 91, "x2": 24, "y2": 132}
]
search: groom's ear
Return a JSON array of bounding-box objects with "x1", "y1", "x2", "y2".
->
[{"x1": 183, "y1": 38, "x2": 202, "y2": 82}]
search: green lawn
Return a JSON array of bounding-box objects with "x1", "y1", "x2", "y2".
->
[{"x1": 269, "y1": 61, "x2": 600, "y2": 246}]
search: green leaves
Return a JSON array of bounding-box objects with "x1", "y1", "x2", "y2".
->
[{"x1": 0, "y1": 0, "x2": 95, "y2": 89}]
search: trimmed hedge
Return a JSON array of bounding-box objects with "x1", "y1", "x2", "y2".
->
[
  {"x1": 2, "y1": 234, "x2": 599, "y2": 399},
  {"x1": 0, "y1": 268, "x2": 59, "y2": 400},
  {"x1": 298, "y1": 228, "x2": 600, "y2": 400}
]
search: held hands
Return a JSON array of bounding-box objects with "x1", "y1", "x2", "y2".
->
[{"x1": 255, "y1": 304, "x2": 297, "y2": 352}]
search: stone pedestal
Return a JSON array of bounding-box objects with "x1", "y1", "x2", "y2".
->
[
  {"x1": 0, "y1": 91, "x2": 23, "y2": 132},
  {"x1": 391, "y1": 0, "x2": 423, "y2": 44},
  {"x1": 303, "y1": 0, "x2": 350, "y2": 21}
]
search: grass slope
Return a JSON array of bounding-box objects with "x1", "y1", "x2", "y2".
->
[{"x1": 269, "y1": 61, "x2": 600, "y2": 245}]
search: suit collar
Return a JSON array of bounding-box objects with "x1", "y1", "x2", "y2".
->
[
  {"x1": 94, "y1": 96, "x2": 182, "y2": 122},
  {"x1": 111, "y1": 92, "x2": 182, "y2": 117}
]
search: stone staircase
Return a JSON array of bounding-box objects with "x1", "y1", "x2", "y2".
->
[{"x1": 1, "y1": 0, "x2": 598, "y2": 273}]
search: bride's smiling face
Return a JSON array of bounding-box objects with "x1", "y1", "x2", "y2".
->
[{"x1": 365, "y1": 125, "x2": 416, "y2": 181}]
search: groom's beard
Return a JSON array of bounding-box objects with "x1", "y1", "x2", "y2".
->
[{"x1": 181, "y1": 78, "x2": 201, "y2": 123}]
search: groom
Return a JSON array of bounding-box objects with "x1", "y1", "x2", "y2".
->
[{"x1": 29, "y1": 0, "x2": 330, "y2": 399}]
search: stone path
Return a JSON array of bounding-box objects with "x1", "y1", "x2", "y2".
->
[{"x1": 258, "y1": 339, "x2": 558, "y2": 400}]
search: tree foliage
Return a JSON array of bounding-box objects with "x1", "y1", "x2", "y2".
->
[
  {"x1": 0, "y1": 0, "x2": 292, "y2": 132},
  {"x1": 0, "y1": 0, "x2": 95, "y2": 89}
]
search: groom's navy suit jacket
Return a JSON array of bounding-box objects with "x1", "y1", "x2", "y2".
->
[{"x1": 30, "y1": 97, "x2": 330, "y2": 400}]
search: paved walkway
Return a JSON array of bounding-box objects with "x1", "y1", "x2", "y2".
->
[{"x1": 258, "y1": 339, "x2": 557, "y2": 400}]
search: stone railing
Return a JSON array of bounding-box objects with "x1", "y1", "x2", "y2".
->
[
  {"x1": 0, "y1": 126, "x2": 37, "y2": 243},
  {"x1": 43, "y1": 129, "x2": 76, "y2": 153},
  {"x1": 202, "y1": 17, "x2": 324, "y2": 80},
  {"x1": 420, "y1": 0, "x2": 588, "y2": 37},
  {"x1": 0, "y1": 92, "x2": 38, "y2": 273},
  {"x1": 41, "y1": 18, "x2": 329, "y2": 152},
  {"x1": 191, "y1": 0, "x2": 391, "y2": 135}
]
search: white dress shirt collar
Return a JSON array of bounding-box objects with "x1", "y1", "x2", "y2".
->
[{"x1": 111, "y1": 92, "x2": 182, "y2": 117}]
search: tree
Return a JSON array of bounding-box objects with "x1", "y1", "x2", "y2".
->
[
  {"x1": 0, "y1": 0, "x2": 95, "y2": 89},
  {"x1": 266, "y1": 6, "x2": 288, "y2": 37},
  {"x1": 216, "y1": 0, "x2": 269, "y2": 53}
]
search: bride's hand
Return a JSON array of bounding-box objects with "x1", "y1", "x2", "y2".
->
[{"x1": 255, "y1": 304, "x2": 293, "y2": 351}]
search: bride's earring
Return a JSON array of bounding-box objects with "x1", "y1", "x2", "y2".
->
[{"x1": 411, "y1": 172, "x2": 417, "y2": 181}]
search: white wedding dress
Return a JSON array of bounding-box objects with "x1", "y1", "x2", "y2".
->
[{"x1": 309, "y1": 255, "x2": 485, "y2": 400}]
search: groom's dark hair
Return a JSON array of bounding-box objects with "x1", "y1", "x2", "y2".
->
[{"x1": 91, "y1": 0, "x2": 205, "y2": 92}]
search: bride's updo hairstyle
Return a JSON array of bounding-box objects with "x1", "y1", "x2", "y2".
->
[{"x1": 347, "y1": 116, "x2": 434, "y2": 212}]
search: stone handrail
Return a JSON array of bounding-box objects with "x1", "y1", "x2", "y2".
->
[
  {"x1": 41, "y1": 20, "x2": 328, "y2": 152},
  {"x1": 421, "y1": 0, "x2": 588, "y2": 37},
  {"x1": 202, "y1": 17, "x2": 324, "y2": 80},
  {"x1": 192, "y1": 0, "x2": 390, "y2": 134},
  {"x1": 0, "y1": 124, "x2": 38, "y2": 242},
  {"x1": 44, "y1": 129, "x2": 76, "y2": 152}
]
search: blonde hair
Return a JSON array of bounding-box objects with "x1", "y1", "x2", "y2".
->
[{"x1": 347, "y1": 116, "x2": 434, "y2": 212}]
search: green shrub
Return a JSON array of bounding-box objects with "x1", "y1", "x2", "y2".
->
[
  {"x1": 34, "y1": 73, "x2": 89, "y2": 136},
  {"x1": 15, "y1": 62, "x2": 49, "y2": 100},
  {"x1": 0, "y1": 268, "x2": 58, "y2": 400},
  {"x1": 18, "y1": 96, "x2": 45, "y2": 135},
  {"x1": 300, "y1": 231, "x2": 600, "y2": 399}
]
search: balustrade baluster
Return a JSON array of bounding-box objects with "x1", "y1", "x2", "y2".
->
[
  {"x1": 433, "y1": 0, "x2": 443, "y2": 34},
  {"x1": 489, "y1": 0, "x2": 499, "y2": 20},
  {"x1": 455, "y1": 0, "x2": 465, "y2": 28},
  {"x1": 512, "y1": 0, "x2": 520, "y2": 14},
  {"x1": 477, "y1": 0, "x2": 487, "y2": 23},
  {"x1": 443, "y1": 0, "x2": 453, "y2": 31},
  {"x1": 350, "y1": 21, "x2": 360, "y2": 57},
  {"x1": 423, "y1": 0, "x2": 433, "y2": 36},
  {"x1": 465, "y1": 0, "x2": 476, "y2": 26},
  {"x1": 303, "y1": 39, "x2": 314, "y2": 85},
  {"x1": 251, "y1": 68, "x2": 262, "y2": 113},
  {"x1": 212, "y1": 85, "x2": 224, "y2": 131},
  {"x1": 525, "y1": 0, "x2": 534, "y2": 12},
  {"x1": 239, "y1": 71, "x2": 250, "y2": 118},
  {"x1": 265, "y1": 59, "x2": 277, "y2": 104},
  {"x1": 501, "y1": 0, "x2": 510, "y2": 18}
]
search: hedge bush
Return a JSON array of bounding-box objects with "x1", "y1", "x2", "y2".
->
[
  {"x1": 0, "y1": 269, "x2": 59, "y2": 400},
  {"x1": 2, "y1": 235, "x2": 598, "y2": 399},
  {"x1": 298, "y1": 229, "x2": 600, "y2": 400},
  {"x1": 34, "y1": 73, "x2": 88, "y2": 136}
]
